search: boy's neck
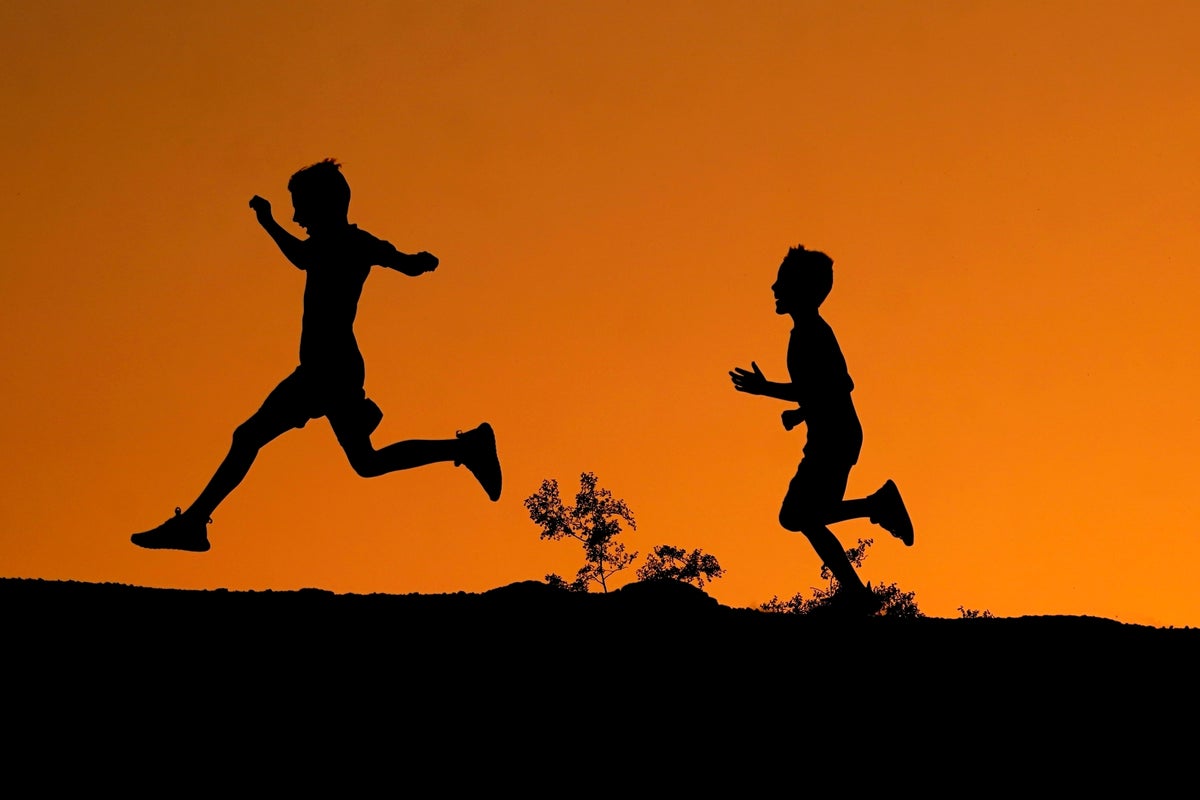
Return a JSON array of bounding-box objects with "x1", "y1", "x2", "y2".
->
[{"x1": 307, "y1": 219, "x2": 352, "y2": 238}]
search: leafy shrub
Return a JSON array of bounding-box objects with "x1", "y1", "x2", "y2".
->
[
  {"x1": 636, "y1": 544, "x2": 724, "y2": 589},
  {"x1": 759, "y1": 538, "x2": 921, "y2": 618}
]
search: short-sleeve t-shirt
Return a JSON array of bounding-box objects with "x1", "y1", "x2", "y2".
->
[
  {"x1": 787, "y1": 313, "x2": 863, "y2": 463},
  {"x1": 297, "y1": 225, "x2": 400, "y2": 380}
]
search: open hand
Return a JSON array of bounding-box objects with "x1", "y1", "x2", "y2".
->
[{"x1": 729, "y1": 361, "x2": 768, "y2": 395}]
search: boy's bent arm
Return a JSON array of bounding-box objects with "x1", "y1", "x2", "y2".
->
[
  {"x1": 754, "y1": 381, "x2": 801, "y2": 402},
  {"x1": 249, "y1": 196, "x2": 310, "y2": 270},
  {"x1": 729, "y1": 361, "x2": 800, "y2": 401}
]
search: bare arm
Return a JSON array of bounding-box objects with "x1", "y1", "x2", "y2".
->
[
  {"x1": 249, "y1": 196, "x2": 310, "y2": 270},
  {"x1": 730, "y1": 362, "x2": 806, "y2": 430},
  {"x1": 729, "y1": 361, "x2": 799, "y2": 402},
  {"x1": 381, "y1": 249, "x2": 439, "y2": 277}
]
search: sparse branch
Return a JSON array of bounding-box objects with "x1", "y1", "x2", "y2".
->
[{"x1": 525, "y1": 472, "x2": 638, "y2": 593}]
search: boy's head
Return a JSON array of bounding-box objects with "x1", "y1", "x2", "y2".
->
[
  {"x1": 288, "y1": 158, "x2": 351, "y2": 233},
  {"x1": 772, "y1": 244, "x2": 834, "y2": 314}
]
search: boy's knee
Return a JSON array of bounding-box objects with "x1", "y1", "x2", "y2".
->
[
  {"x1": 344, "y1": 445, "x2": 383, "y2": 478},
  {"x1": 350, "y1": 460, "x2": 383, "y2": 479},
  {"x1": 781, "y1": 499, "x2": 837, "y2": 538},
  {"x1": 779, "y1": 506, "x2": 817, "y2": 534}
]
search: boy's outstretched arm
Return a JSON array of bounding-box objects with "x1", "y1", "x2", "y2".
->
[
  {"x1": 381, "y1": 249, "x2": 439, "y2": 277},
  {"x1": 249, "y1": 196, "x2": 310, "y2": 270},
  {"x1": 729, "y1": 361, "x2": 800, "y2": 402}
]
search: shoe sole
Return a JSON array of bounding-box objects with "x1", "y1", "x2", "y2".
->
[
  {"x1": 886, "y1": 480, "x2": 914, "y2": 546},
  {"x1": 875, "y1": 480, "x2": 914, "y2": 547},
  {"x1": 464, "y1": 423, "x2": 502, "y2": 501},
  {"x1": 131, "y1": 534, "x2": 211, "y2": 553}
]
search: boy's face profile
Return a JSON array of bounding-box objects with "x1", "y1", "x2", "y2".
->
[
  {"x1": 772, "y1": 247, "x2": 833, "y2": 315},
  {"x1": 291, "y1": 190, "x2": 335, "y2": 235},
  {"x1": 286, "y1": 159, "x2": 352, "y2": 237},
  {"x1": 772, "y1": 265, "x2": 806, "y2": 315}
]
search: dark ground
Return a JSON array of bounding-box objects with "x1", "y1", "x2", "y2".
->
[{"x1": 5, "y1": 576, "x2": 1196, "y2": 783}]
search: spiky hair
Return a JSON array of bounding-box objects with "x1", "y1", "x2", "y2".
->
[
  {"x1": 779, "y1": 244, "x2": 834, "y2": 306},
  {"x1": 287, "y1": 158, "x2": 351, "y2": 215}
]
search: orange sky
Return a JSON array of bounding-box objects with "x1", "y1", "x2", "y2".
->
[{"x1": 3, "y1": 0, "x2": 1199, "y2": 625}]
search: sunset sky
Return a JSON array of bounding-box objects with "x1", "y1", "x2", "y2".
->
[{"x1": 3, "y1": 0, "x2": 1198, "y2": 626}]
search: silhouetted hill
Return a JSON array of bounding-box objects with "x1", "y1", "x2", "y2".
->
[{"x1": 6, "y1": 577, "x2": 1196, "y2": 775}]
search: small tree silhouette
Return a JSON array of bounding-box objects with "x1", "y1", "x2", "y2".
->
[
  {"x1": 525, "y1": 472, "x2": 638, "y2": 593},
  {"x1": 760, "y1": 538, "x2": 922, "y2": 618},
  {"x1": 636, "y1": 545, "x2": 724, "y2": 589}
]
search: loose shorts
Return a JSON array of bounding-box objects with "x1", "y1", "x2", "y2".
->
[
  {"x1": 253, "y1": 364, "x2": 381, "y2": 437},
  {"x1": 781, "y1": 455, "x2": 855, "y2": 523},
  {"x1": 782, "y1": 418, "x2": 862, "y2": 525}
]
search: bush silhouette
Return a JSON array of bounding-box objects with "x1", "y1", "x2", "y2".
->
[
  {"x1": 636, "y1": 545, "x2": 724, "y2": 589},
  {"x1": 525, "y1": 472, "x2": 638, "y2": 593},
  {"x1": 760, "y1": 538, "x2": 921, "y2": 618},
  {"x1": 526, "y1": 472, "x2": 727, "y2": 594}
]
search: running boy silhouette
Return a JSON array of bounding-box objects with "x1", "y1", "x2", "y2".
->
[
  {"x1": 132, "y1": 159, "x2": 501, "y2": 552},
  {"x1": 730, "y1": 244, "x2": 912, "y2": 615}
]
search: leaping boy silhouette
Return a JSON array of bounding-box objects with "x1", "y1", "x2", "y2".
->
[
  {"x1": 132, "y1": 158, "x2": 501, "y2": 553},
  {"x1": 730, "y1": 244, "x2": 912, "y2": 615}
]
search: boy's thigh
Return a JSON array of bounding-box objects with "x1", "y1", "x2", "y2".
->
[
  {"x1": 780, "y1": 457, "x2": 853, "y2": 525},
  {"x1": 327, "y1": 396, "x2": 382, "y2": 446},
  {"x1": 246, "y1": 366, "x2": 376, "y2": 445},
  {"x1": 250, "y1": 370, "x2": 321, "y2": 430}
]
